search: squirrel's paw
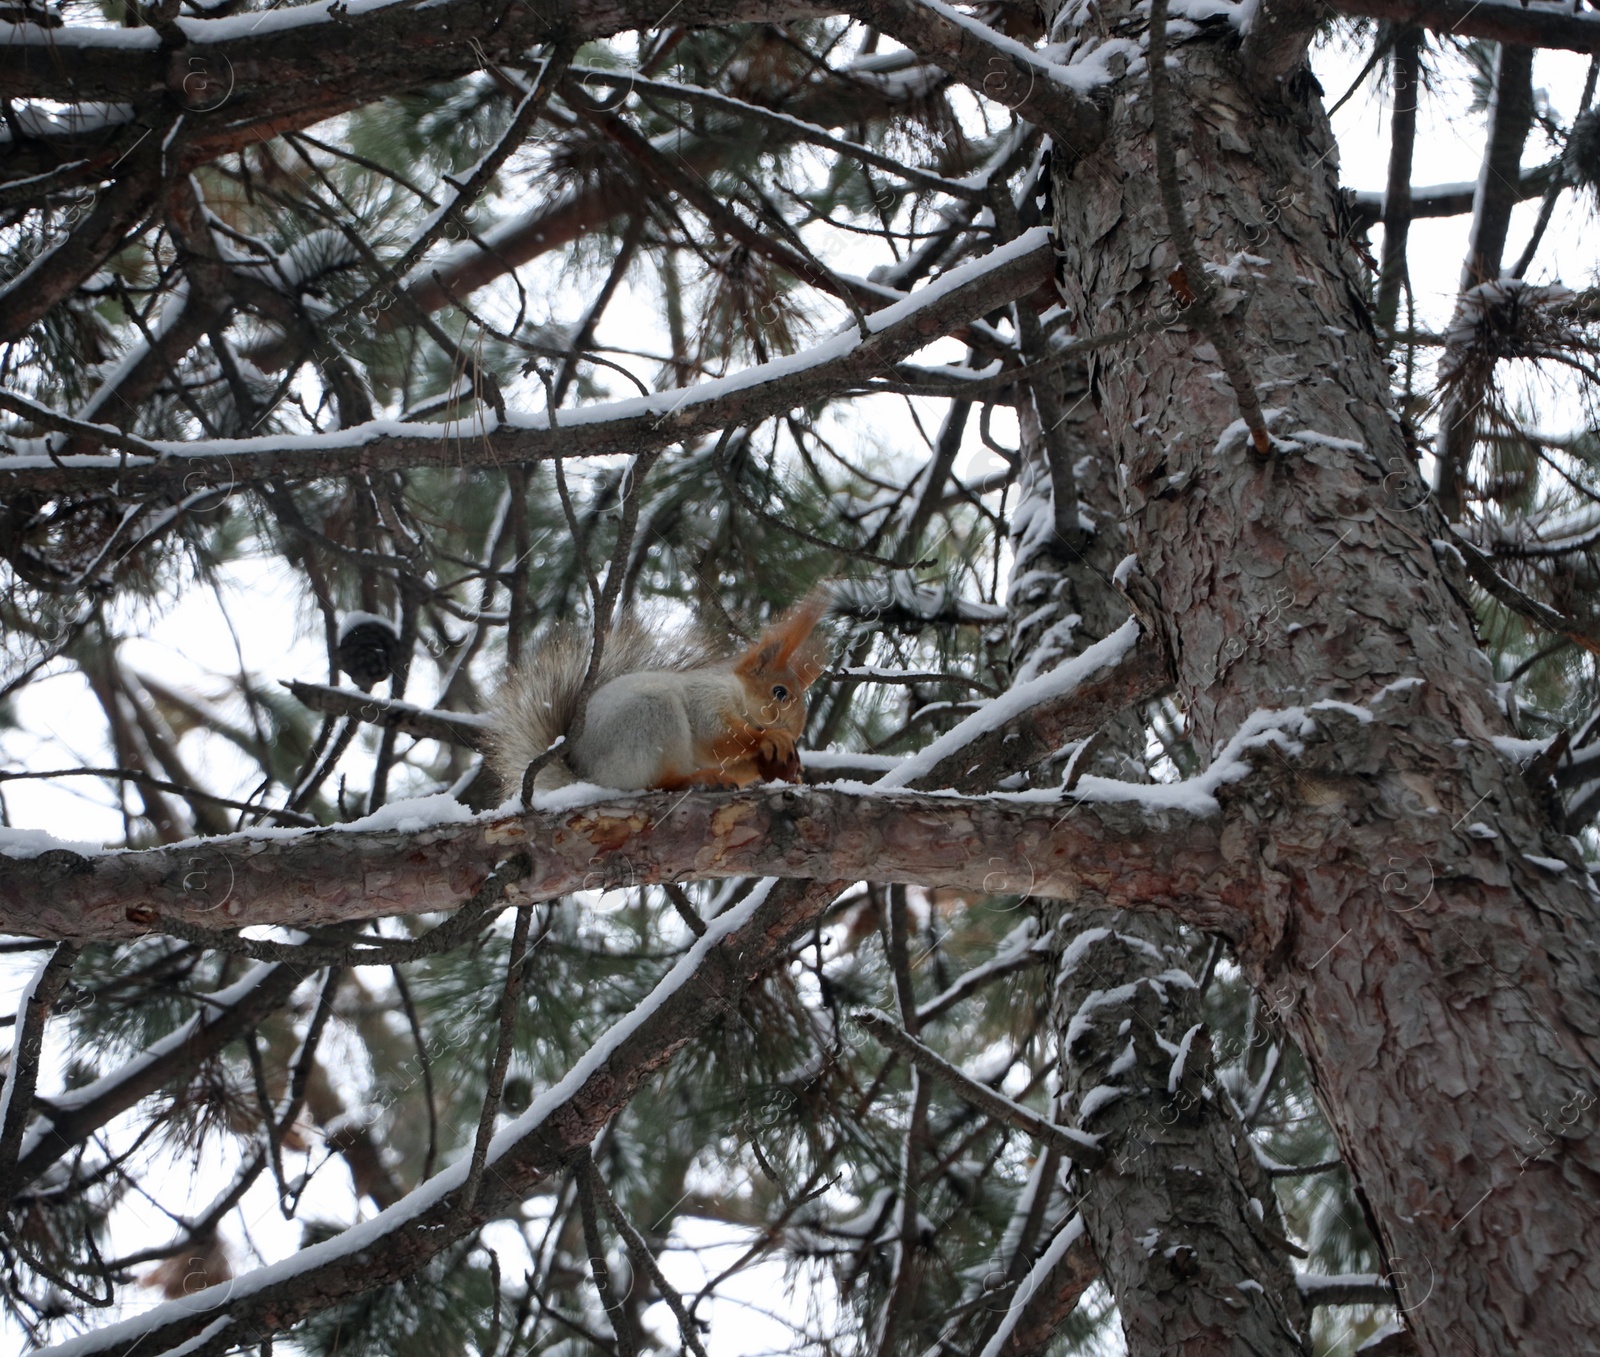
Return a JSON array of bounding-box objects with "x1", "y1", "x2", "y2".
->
[{"x1": 753, "y1": 731, "x2": 802, "y2": 784}]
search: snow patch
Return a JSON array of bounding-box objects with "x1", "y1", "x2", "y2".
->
[
  {"x1": 1077, "y1": 1084, "x2": 1123, "y2": 1120},
  {"x1": 338, "y1": 793, "x2": 476, "y2": 835},
  {"x1": 0, "y1": 826, "x2": 103, "y2": 858}
]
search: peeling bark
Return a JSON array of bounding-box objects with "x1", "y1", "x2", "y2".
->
[{"x1": 1044, "y1": 2, "x2": 1600, "y2": 1347}]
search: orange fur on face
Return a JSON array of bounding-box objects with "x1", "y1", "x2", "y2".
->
[{"x1": 642, "y1": 592, "x2": 829, "y2": 791}]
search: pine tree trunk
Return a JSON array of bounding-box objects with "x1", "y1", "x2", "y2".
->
[
  {"x1": 1006, "y1": 365, "x2": 1310, "y2": 1354},
  {"x1": 1041, "y1": 3, "x2": 1600, "y2": 1349},
  {"x1": 1050, "y1": 912, "x2": 1311, "y2": 1355}
]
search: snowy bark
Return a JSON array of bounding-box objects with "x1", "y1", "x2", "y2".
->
[
  {"x1": 1040, "y1": 0, "x2": 1600, "y2": 1349},
  {"x1": 1050, "y1": 915, "x2": 1311, "y2": 1354},
  {"x1": 1005, "y1": 267, "x2": 1310, "y2": 1352}
]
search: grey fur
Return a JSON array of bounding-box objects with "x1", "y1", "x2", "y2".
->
[{"x1": 486, "y1": 618, "x2": 727, "y2": 793}]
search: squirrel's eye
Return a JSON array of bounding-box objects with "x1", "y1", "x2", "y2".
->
[{"x1": 771, "y1": 684, "x2": 789, "y2": 702}]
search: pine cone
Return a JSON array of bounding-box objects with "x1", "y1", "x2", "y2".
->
[{"x1": 337, "y1": 614, "x2": 401, "y2": 691}]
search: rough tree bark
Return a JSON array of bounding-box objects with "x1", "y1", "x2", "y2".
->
[
  {"x1": 1039, "y1": 0, "x2": 1600, "y2": 1349},
  {"x1": 1007, "y1": 344, "x2": 1311, "y2": 1353},
  {"x1": 1051, "y1": 913, "x2": 1311, "y2": 1355}
]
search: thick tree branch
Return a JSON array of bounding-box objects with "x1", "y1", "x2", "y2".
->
[
  {"x1": 0, "y1": 230, "x2": 1055, "y2": 496},
  {"x1": 988, "y1": 1216, "x2": 1101, "y2": 1357},
  {"x1": 0, "y1": 1, "x2": 829, "y2": 107},
  {"x1": 1240, "y1": 0, "x2": 1325, "y2": 91},
  {"x1": 1295, "y1": 1273, "x2": 1398, "y2": 1307},
  {"x1": 1435, "y1": 41, "x2": 1535, "y2": 520},
  {"x1": 839, "y1": 0, "x2": 1107, "y2": 154},
  {"x1": 0, "y1": 158, "x2": 159, "y2": 344},
  {"x1": 0, "y1": 776, "x2": 1236, "y2": 943},
  {"x1": 1324, "y1": 0, "x2": 1600, "y2": 54}
]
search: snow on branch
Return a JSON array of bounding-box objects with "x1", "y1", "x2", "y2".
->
[
  {"x1": 876, "y1": 617, "x2": 1156, "y2": 791},
  {"x1": 0, "y1": 0, "x2": 833, "y2": 107},
  {"x1": 1348, "y1": 164, "x2": 1557, "y2": 232},
  {"x1": 0, "y1": 779, "x2": 1237, "y2": 943},
  {"x1": 1295, "y1": 1272, "x2": 1398, "y2": 1307},
  {"x1": 0, "y1": 616, "x2": 1197, "y2": 945},
  {"x1": 12, "y1": 962, "x2": 306, "y2": 1188},
  {"x1": 285, "y1": 680, "x2": 490, "y2": 749},
  {"x1": 978, "y1": 1215, "x2": 1095, "y2": 1357},
  {"x1": 841, "y1": 0, "x2": 1108, "y2": 148},
  {"x1": 0, "y1": 229, "x2": 1055, "y2": 495}
]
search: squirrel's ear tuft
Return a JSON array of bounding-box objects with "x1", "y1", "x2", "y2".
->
[{"x1": 735, "y1": 591, "x2": 829, "y2": 683}]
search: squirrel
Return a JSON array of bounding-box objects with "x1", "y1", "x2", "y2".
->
[{"x1": 487, "y1": 594, "x2": 828, "y2": 795}]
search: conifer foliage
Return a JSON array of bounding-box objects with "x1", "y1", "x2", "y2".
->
[{"x1": 0, "y1": 2, "x2": 1598, "y2": 1355}]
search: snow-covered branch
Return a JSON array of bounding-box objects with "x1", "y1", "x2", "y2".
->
[
  {"x1": 877, "y1": 617, "x2": 1167, "y2": 792},
  {"x1": 0, "y1": 0, "x2": 828, "y2": 107},
  {"x1": 12, "y1": 962, "x2": 306, "y2": 1188},
  {"x1": 0, "y1": 778, "x2": 1237, "y2": 943},
  {"x1": 0, "y1": 230, "x2": 1055, "y2": 495},
  {"x1": 30, "y1": 877, "x2": 850, "y2": 1357},
  {"x1": 840, "y1": 0, "x2": 1108, "y2": 148}
]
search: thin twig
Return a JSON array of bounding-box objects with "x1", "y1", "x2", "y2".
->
[
  {"x1": 584, "y1": 1154, "x2": 711, "y2": 1357},
  {"x1": 715, "y1": 428, "x2": 930, "y2": 570},
  {"x1": 853, "y1": 1011, "x2": 1105, "y2": 1167},
  {"x1": 453, "y1": 906, "x2": 533, "y2": 1221},
  {"x1": 1447, "y1": 533, "x2": 1600, "y2": 655},
  {"x1": 272, "y1": 965, "x2": 342, "y2": 1212},
  {"x1": 391, "y1": 965, "x2": 439, "y2": 1183},
  {"x1": 524, "y1": 446, "x2": 662, "y2": 804},
  {"x1": 0, "y1": 767, "x2": 316, "y2": 827},
  {"x1": 873, "y1": 889, "x2": 930, "y2": 1357},
  {"x1": 661, "y1": 883, "x2": 708, "y2": 938},
  {"x1": 574, "y1": 1156, "x2": 642, "y2": 1357}
]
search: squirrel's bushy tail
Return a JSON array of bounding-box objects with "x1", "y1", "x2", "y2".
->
[{"x1": 486, "y1": 616, "x2": 725, "y2": 793}]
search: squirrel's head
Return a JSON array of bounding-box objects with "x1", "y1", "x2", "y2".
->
[{"x1": 734, "y1": 593, "x2": 829, "y2": 729}]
